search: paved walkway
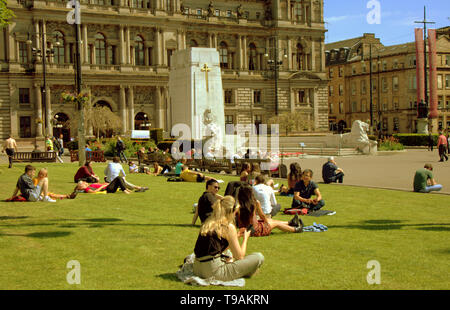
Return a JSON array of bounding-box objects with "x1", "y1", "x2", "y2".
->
[
  {"x1": 280, "y1": 149, "x2": 450, "y2": 195},
  {"x1": 1, "y1": 149, "x2": 449, "y2": 194}
]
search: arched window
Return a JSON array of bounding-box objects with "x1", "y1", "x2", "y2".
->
[
  {"x1": 219, "y1": 41, "x2": 228, "y2": 69},
  {"x1": 296, "y1": 43, "x2": 304, "y2": 70},
  {"x1": 135, "y1": 112, "x2": 151, "y2": 130},
  {"x1": 248, "y1": 43, "x2": 257, "y2": 71},
  {"x1": 189, "y1": 39, "x2": 198, "y2": 48},
  {"x1": 135, "y1": 35, "x2": 145, "y2": 66},
  {"x1": 95, "y1": 33, "x2": 106, "y2": 65},
  {"x1": 53, "y1": 31, "x2": 65, "y2": 64}
]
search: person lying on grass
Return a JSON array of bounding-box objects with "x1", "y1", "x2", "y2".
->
[
  {"x1": 180, "y1": 165, "x2": 215, "y2": 183},
  {"x1": 34, "y1": 168, "x2": 77, "y2": 200},
  {"x1": 236, "y1": 184, "x2": 303, "y2": 237},
  {"x1": 10, "y1": 164, "x2": 56, "y2": 202},
  {"x1": 104, "y1": 157, "x2": 148, "y2": 192},
  {"x1": 128, "y1": 161, "x2": 151, "y2": 175},
  {"x1": 152, "y1": 162, "x2": 172, "y2": 176},
  {"x1": 291, "y1": 169, "x2": 325, "y2": 212},
  {"x1": 192, "y1": 195, "x2": 265, "y2": 282},
  {"x1": 76, "y1": 176, "x2": 132, "y2": 194}
]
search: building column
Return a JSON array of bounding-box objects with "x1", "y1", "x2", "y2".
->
[
  {"x1": 155, "y1": 86, "x2": 163, "y2": 128},
  {"x1": 119, "y1": 86, "x2": 127, "y2": 134},
  {"x1": 310, "y1": 40, "x2": 316, "y2": 71},
  {"x1": 287, "y1": 37, "x2": 292, "y2": 70},
  {"x1": 126, "y1": 27, "x2": 131, "y2": 64},
  {"x1": 155, "y1": 28, "x2": 161, "y2": 66},
  {"x1": 161, "y1": 30, "x2": 166, "y2": 66},
  {"x1": 237, "y1": 35, "x2": 242, "y2": 70},
  {"x1": 45, "y1": 86, "x2": 52, "y2": 137},
  {"x1": 82, "y1": 24, "x2": 88, "y2": 64},
  {"x1": 34, "y1": 84, "x2": 43, "y2": 137},
  {"x1": 144, "y1": 43, "x2": 149, "y2": 66},
  {"x1": 242, "y1": 36, "x2": 247, "y2": 70},
  {"x1": 127, "y1": 86, "x2": 134, "y2": 131},
  {"x1": 119, "y1": 26, "x2": 125, "y2": 64},
  {"x1": 9, "y1": 84, "x2": 19, "y2": 137},
  {"x1": 8, "y1": 24, "x2": 16, "y2": 62}
]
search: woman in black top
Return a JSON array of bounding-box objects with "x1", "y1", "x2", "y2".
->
[{"x1": 193, "y1": 196, "x2": 264, "y2": 281}]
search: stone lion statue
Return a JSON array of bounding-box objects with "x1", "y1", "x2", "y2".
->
[{"x1": 341, "y1": 120, "x2": 377, "y2": 154}]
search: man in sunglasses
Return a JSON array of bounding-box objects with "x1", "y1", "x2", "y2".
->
[{"x1": 192, "y1": 179, "x2": 224, "y2": 225}]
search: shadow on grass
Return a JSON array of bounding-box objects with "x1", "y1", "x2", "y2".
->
[
  {"x1": 0, "y1": 216, "x2": 29, "y2": 221},
  {"x1": 157, "y1": 273, "x2": 180, "y2": 283},
  {"x1": 0, "y1": 231, "x2": 72, "y2": 238},
  {"x1": 328, "y1": 220, "x2": 450, "y2": 231}
]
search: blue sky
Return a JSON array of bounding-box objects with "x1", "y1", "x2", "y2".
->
[{"x1": 324, "y1": 0, "x2": 449, "y2": 46}]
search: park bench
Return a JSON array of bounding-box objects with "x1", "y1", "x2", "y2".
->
[
  {"x1": 202, "y1": 158, "x2": 233, "y2": 174},
  {"x1": 70, "y1": 150, "x2": 106, "y2": 163},
  {"x1": 12, "y1": 151, "x2": 57, "y2": 163},
  {"x1": 138, "y1": 151, "x2": 173, "y2": 167},
  {"x1": 185, "y1": 158, "x2": 204, "y2": 171}
]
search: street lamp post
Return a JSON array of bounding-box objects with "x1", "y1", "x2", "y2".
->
[
  {"x1": 265, "y1": 37, "x2": 287, "y2": 116},
  {"x1": 27, "y1": 32, "x2": 59, "y2": 139}
]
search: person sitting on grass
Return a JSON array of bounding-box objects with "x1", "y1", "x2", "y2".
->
[
  {"x1": 252, "y1": 175, "x2": 281, "y2": 218},
  {"x1": 74, "y1": 161, "x2": 100, "y2": 183},
  {"x1": 9, "y1": 165, "x2": 56, "y2": 202},
  {"x1": 236, "y1": 184, "x2": 303, "y2": 237},
  {"x1": 192, "y1": 179, "x2": 224, "y2": 226},
  {"x1": 291, "y1": 169, "x2": 325, "y2": 213},
  {"x1": 180, "y1": 165, "x2": 216, "y2": 183},
  {"x1": 34, "y1": 168, "x2": 77, "y2": 200},
  {"x1": 174, "y1": 158, "x2": 186, "y2": 176},
  {"x1": 322, "y1": 156, "x2": 345, "y2": 184},
  {"x1": 104, "y1": 157, "x2": 148, "y2": 192},
  {"x1": 239, "y1": 162, "x2": 251, "y2": 184},
  {"x1": 76, "y1": 176, "x2": 132, "y2": 194},
  {"x1": 413, "y1": 163, "x2": 443, "y2": 193},
  {"x1": 192, "y1": 195, "x2": 265, "y2": 282},
  {"x1": 279, "y1": 163, "x2": 301, "y2": 196}
]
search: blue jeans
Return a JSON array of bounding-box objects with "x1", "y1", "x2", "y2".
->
[
  {"x1": 419, "y1": 184, "x2": 442, "y2": 193},
  {"x1": 118, "y1": 151, "x2": 127, "y2": 163}
]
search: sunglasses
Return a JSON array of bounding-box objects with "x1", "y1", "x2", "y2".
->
[{"x1": 214, "y1": 186, "x2": 220, "y2": 190}]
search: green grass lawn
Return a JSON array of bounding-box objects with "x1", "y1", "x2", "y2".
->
[{"x1": 0, "y1": 162, "x2": 449, "y2": 290}]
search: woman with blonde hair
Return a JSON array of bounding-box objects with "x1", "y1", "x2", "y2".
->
[
  {"x1": 34, "y1": 168, "x2": 77, "y2": 200},
  {"x1": 193, "y1": 196, "x2": 264, "y2": 281}
]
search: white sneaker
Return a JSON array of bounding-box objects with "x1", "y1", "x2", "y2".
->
[{"x1": 43, "y1": 196, "x2": 56, "y2": 203}]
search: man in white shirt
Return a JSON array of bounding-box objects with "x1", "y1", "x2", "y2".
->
[
  {"x1": 104, "y1": 157, "x2": 148, "y2": 192},
  {"x1": 252, "y1": 174, "x2": 281, "y2": 218}
]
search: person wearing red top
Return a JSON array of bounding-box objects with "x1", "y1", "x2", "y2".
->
[
  {"x1": 437, "y1": 131, "x2": 448, "y2": 162},
  {"x1": 76, "y1": 177, "x2": 131, "y2": 194},
  {"x1": 74, "y1": 161, "x2": 100, "y2": 183}
]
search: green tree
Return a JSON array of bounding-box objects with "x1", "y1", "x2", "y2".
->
[
  {"x1": 268, "y1": 111, "x2": 314, "y2": 136},
  {"x1": 0, "y1": 0, "x2": 16, "y2": 27}
]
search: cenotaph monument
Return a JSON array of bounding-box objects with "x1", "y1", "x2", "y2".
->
[{"x1": 169, "y1": 48, "x2": 243, "y2": 157}]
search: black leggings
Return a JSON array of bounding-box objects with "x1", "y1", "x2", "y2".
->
[{"x1": 106, "y1": 176, "x2": 127, "y2": 193}]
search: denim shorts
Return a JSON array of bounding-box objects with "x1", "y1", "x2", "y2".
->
[{"x1": 28, "y1": 185, "x2": 41, "y2": 202}]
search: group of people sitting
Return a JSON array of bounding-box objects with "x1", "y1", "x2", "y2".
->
[{"x1": 190, "y1": 178, "x2": 305, "y2": 281}]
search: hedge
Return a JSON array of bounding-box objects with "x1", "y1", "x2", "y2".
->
[{"x1": 393, "y1": 134, "x2": 438, "y2": 146}]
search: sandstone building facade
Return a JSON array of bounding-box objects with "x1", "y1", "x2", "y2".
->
[
  {"x1": 326, "y1": 28, "x2": 450, "y2": 135},
  {"x1": 0, "y1": 0, "x2": 329, "y2": 144}
]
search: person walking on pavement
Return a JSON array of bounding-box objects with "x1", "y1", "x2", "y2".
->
[
  {"x1": 437, "y1": 131, "x2": 448, "y2": 162},
  {"x1": 3, "y1": 135, "x2": 18, "y2": 168},
  {"x1": 427, "y1": 133, "x2": 434, "y2": 151},
  {"x1": 116, "y1": 136, "x2": 127, "y2": 163}
]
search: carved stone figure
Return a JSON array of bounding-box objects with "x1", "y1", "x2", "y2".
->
[
  {"x1": 341, "y1": 120, "x2": 377, "y2": 154},
  {"x1": 207, "y1": 1, "x2": 214, "y2": 17},
  {"x1": 237, "y1": 4, "x2": 244, "y2": 18}
]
